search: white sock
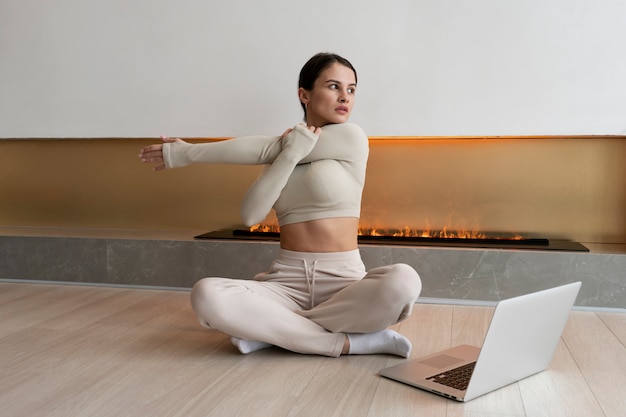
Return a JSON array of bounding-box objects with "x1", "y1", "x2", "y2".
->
[
  {"x1": 347, "y1": 329, "x2": 412, "y2": 358},
  {"x1": 230, "y1": 337, "x2": 272, "y2": 354}
]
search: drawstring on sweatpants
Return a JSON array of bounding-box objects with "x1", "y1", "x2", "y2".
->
[{"x1": 302, "y1": 259, "x2": 319, "y2": 309}]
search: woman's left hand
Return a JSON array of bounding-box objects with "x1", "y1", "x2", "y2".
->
[{"x1": 138, "y1": 136, "x2": 184, "y2": 171}]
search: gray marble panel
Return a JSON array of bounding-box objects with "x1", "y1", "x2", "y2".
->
[
  {"x1": 2, "y1": 235, "x2": 624, "y2": 308},
  {"x1": 0, "y1": 236, "x2": 107, "y2": 283},
  {"x1": 359, "y1": 245, "x2": 626, "y2": 308},
  {"x1": 105, "y1": 239, "x2": 280, "y2": 287}
]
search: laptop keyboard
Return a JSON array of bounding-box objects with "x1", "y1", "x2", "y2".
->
[{"x1": 426, "y1": 362, "x2": 476, "y2": 391}]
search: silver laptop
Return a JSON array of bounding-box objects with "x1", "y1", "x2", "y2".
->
[{"x1": 379, "y1": 281, "x2": 581, "y2": 402}]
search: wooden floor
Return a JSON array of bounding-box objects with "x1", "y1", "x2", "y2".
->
[{"x1": 0, "y1": 282, "x2": 624, "y2": 417}]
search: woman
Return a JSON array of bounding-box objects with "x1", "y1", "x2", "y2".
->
[{"x1": 139, "y1": 53, "x2": 422, "y2": 357}]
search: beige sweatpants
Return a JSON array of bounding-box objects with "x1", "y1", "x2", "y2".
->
[{"x1": 190, "y1": 249, "x2": 422, "y2": 357}]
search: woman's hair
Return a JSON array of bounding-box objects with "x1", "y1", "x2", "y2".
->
[{"x1": 298, "y1": 52, "x2": 357, "y2": 117}]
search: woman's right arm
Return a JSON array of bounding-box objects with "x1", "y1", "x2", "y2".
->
[{"x1": 240, "y1": 125, "x2": 319, "y2": 226}]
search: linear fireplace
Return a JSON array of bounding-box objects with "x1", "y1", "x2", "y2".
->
[
  {"x1": 192, "y1": 136, "x2": 619, "y2": 252},
  {"x1": 195, "y1": 228, "x2": 589, "y2": 252}
]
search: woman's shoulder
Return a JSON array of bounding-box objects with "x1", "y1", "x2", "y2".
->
[
  {"x1": 322, "y1": 123, "x2": 367, "y2": 138},
  {"x1": 320, "y1": 123, "x2": 369, "y2": 159}
]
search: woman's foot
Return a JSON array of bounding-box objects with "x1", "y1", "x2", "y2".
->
[
  {"x1": 230, "y1": 337, "x2": 272, "y2": 354},
  {"x1": 346, "y1": 329, "x2": 412, "y2": 358}
]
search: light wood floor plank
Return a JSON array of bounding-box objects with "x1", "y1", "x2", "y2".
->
[
  {"x1": 36, "y1": 287, "x2": 160, "y2": 331},
  {"x1": 284, "y1": 354, "x2": 390, "y2": 417},
  {"x1": 0, "y1": 282, "x2": 45, "y2": 303},
  {"x1": 518, "y1": 337, "x2": 606, "y2": 417},
  {"x1": 0, "y1": 285, "x2": 80, "y2": 335},
  {"x1": 561, "y1": 311, "x2": 626, "y2": 417},
  {"x1": 368, "y1": 305, "x2": 453, "y2": 417},
  {"x1": 597, "y1": 312, "x2": 626, "y2": 346},
  {"x1": 1, "y1": 283, "x2": 624, "y2": 417}
]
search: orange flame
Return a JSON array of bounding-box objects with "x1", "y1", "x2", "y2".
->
[
  {"x1": 250, "y1": 222, "x2": 523, "y2": 240},
  {"x1": 249, "y1": 223, "x2": 280, "y2": 233},
  {"x1": 357, "y1": 225, "x2": 487, "y2": 239}
]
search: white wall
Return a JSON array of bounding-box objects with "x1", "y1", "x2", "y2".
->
[{"x1": 1, "y1": 0, "x2": 625, "y2": 137}]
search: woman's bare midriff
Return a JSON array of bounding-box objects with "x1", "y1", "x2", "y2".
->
[{"x1": 279, "y1": 217, "x2": 359, "y2": 253}]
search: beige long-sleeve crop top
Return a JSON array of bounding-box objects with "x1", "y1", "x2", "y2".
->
[{"x1": 162, "y1": 123, "x2": 369, "y2": 227}]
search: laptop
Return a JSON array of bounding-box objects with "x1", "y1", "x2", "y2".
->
[{"x1": 379, "y1": 281, "x2": 581, "y2": 402}]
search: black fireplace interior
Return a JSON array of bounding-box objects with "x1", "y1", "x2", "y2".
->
[{"x1": 195, "y1": 229, "x2": 589, "y2": 252}]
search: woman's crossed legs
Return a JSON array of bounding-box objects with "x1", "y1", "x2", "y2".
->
[{"x1": 190, "y1": 251, "x2": 421, "y2": 357}]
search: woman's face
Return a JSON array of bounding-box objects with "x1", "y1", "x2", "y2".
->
[{"x1": 299, "y1": 62, "x2": 357, "y2": 127}]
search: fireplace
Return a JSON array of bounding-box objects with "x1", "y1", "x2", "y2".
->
[
  {"x1": 195, "y1": 228, "x2": 589, "y2": 252},
  {"x1": 195, "y1": 135, "x2": 597, "y2": 255},
  {"x1": 190, "y1": 136, "x2": 619, "y2": 251}
]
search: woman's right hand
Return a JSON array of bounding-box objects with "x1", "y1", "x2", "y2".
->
[
  {"x1": 138, "y1": 136, "x2": 184, "y2": 171},
  {"x1": 280, "y1": 124, "x2": 321, "y2": 159},
  {"x1": 280, "y1": 125, "x2": 321, "y2": 139},
  {"x1": 307, "y1": 125, "x2": 322, "y2": 136}
]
